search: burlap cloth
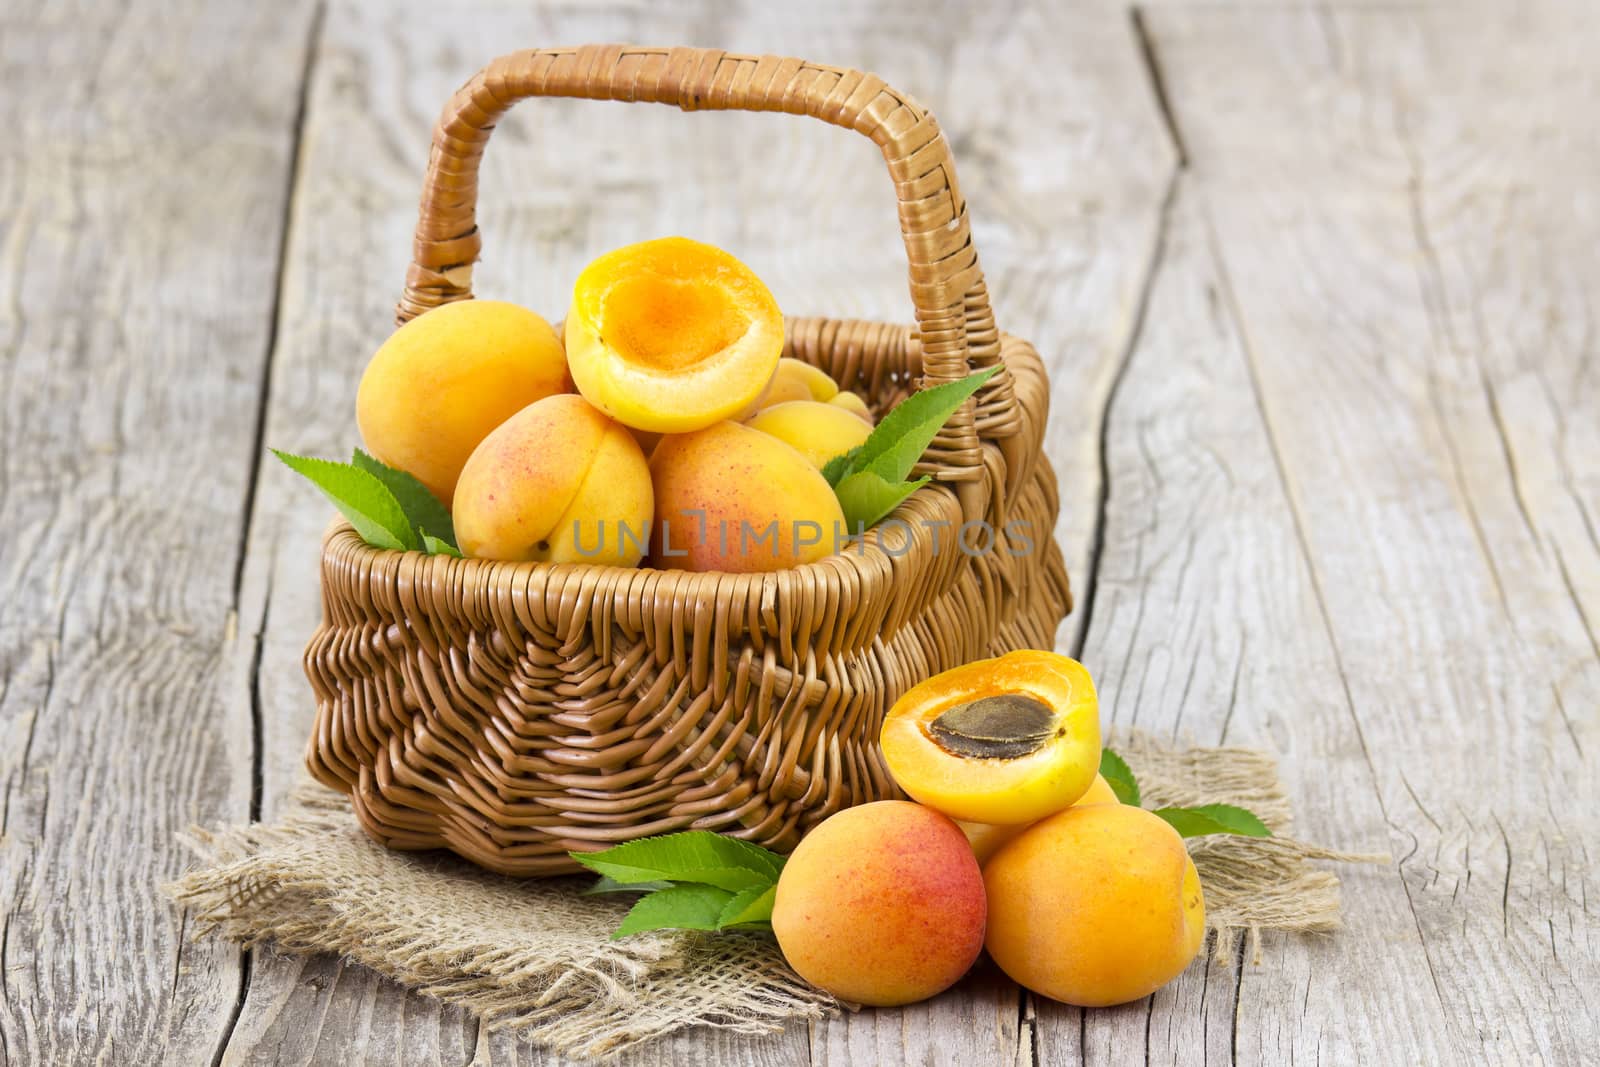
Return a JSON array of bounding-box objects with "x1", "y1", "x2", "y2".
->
[{"x1": 167, "y1": 732, "x2": 1381, "y2": 1060}]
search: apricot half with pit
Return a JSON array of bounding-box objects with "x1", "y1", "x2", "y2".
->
[
  {"x1": 880, "y1": 650, "x2": 1101, "y2": 825},
  {"x1": 565, "y1": 237, "x2": 784, "y2": 433}
]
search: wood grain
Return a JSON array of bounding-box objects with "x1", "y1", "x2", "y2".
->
[
  {"x1": 0, "y1": 0, "x2": 316, "y2": 1063},
  {"x1": 1142, "y1": 5, "x2": 1600, "y2": 1062},
  {"x1": 220, "y1": 0, "x2": 1171, "y2": 1062},
  {"x1": 1033, "y1": 181, "x2": 1458, "y2": 1065}
]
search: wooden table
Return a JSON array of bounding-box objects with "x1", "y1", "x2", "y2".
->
[{"x1": 3, "y1": 1, "x2": 1594, "y2": 1063}]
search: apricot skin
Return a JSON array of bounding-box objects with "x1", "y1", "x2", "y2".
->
[
  {"x1": 771, "y1": 801, "x2": 986, "y2": 1007},
  {"x1": 356, "y1": 300, "x2": 568, "y2": 505},
  {"x1": 452, "y1": 394, "x2": 653, "y2": 566},
  {"x1": 984, "y1": 804, "x2": 1205, "y2": 1007},
  {"x1": 649, "y1": 421, "x2": 846, "y2": 572},
  {"x1": 958, "y1": 773, "x2": 1120, "y2": 864},
  {"x1": 828, "y1": 390, "x2": 873, "y2": 423},
  {"x1": 745, "y1": 400, "x2": 872, "y2": 469}
]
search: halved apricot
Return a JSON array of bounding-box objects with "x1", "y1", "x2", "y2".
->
[
  {"x1": 565, "y1": 237, "x2": 784, "y2": 433},
  {"x1": 880, "y1": 650, "x2": 1101, "y2": 825}
]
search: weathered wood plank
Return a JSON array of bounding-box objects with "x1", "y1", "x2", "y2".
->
[
  {"x1": 1142, "y1": 5, "x2": 1600, "y2": 1063},
  {"x1": 0, "y1": 0, "x2": 316, "y2": 1063},
  {"x1": 223, "y1": 0, "x2": 1171, "y2": 1063},
  {"x1": 1034, "y1": 182, "x2": 1457, "y2": 1066}
]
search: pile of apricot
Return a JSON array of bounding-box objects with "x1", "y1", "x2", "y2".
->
[
  {"x1": 355, "y1": 237, "x2": 875, "y2": 571},
  {"x1": 771, "y1": 651, "x2": 1207, "y2": 1008}
]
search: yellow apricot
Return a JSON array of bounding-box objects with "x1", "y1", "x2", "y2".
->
[
  {"x1": 771, "y1": 801, "x2": 986, "y2": 1007},
  {"x1": 879, "y1": 651, "x2": 1102, "y2": 825},
  {"x1": 745, "y1": 400, "x2": 872, "y2": 469},
  {"x1": 957, "y1": 773, "x2": 1120, "y2": 864},
  {"x1": 356, "y1": 300, "x2": 568, "y2": 505},
  {"x1": 565, "y1": 237, "x2": 783, "y2": 433},
  {"x1": 984, "y1": 804, "x2": 1205, "y2": 1007},
  {"x1": 764, "y1": 356, "x2": 839, "y2": 406},
  {"x1": 649, "y1": 421, "x2": 846, "y2": 572},
  {"x1": 452, "y1": 394, "x2": 653, "y2": 566},
  {"x1": 828, "y1": 390, "x2": 874, "y2": 424}
]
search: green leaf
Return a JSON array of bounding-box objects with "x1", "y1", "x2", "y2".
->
[
  {"x1": 613, "y1": 884, "x2": 735, "y2": 939},
  {"x1": 352, "y1": 448, "x2": 457, "y2": 550},
  {"x1": 421, "y1": 531, "x2": 462, "y2": 558},
  {"x1": 1153, "y1": 804, "x2": 1273, "y2": 839},
  {"x1": 821, "y1": 445, "x2": 864, "y2": 488},
  {"x1": 716, "y1": 884, "x2": 777, "y2": 929},
  {"x1": 582, "y1": 876, "x2": 671, "y2": 896},
  {"x1": 833, "y1": 471, "x2": 930, "y2": 531},
  {"x1": 1099, "y1": 747, "x2": 1141, "y2": 807},
  {"x1": 569, "y1": 831, "x2": 784, "y2": 892},
  {"x1": 273, "y1": 450, "x2": 417, "y2": 551},
  {"x1": 843, "y1": 366, "x2": 1000, "y2": 485}
]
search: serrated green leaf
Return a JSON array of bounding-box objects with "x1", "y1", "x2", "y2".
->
[
  {"x1": 273, "y1": 450, "x2": 417, "y2": 551},
  {"x1": 421, "y1": 531, "x2": 462, "y2": 558},
  {"x1": 716, "y1": 884, "x2": 777, "y2": 929},
  {"x1": 582, "y1": 876, "x2": 671, "y2": 896},
  {"x1": 844, "y1": 367, "x2": 999, "y2": 486},
  {"x1": 1099, "y1": 747, "x2": 1141, "y2": 807},
  {"x1": 352, "y1": 448, "x2": 457, "y2": 550},
  {"x1": 821, "y1": 445, "x2": 864, "y2": 488},
  {"x1": 570, "y1": 831, "x2": 784, "y2": 891},
  {"x1": 1153, "y1": 804, "x2": 1273, "y2": 839},
  {"x1": 833, "y1": 471, "x2": 930, "y2": 531},
  {"x1": 613, "y1": 884, "x2": 735, "y2": 939}
]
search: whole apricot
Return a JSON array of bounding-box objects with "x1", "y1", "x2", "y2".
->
[
  {"x1": 828, "y1": 390, "x2": 874, "y2": 423},
  {"x1": 957, "y1": 773, "x2": 1120, "y2": 864},
  {"x1": 760, "y1": 356, "x2": 839, "y2": 408},
  {"x1": 985, "y1": 804, "x2": 1206, "y2": 1007},
  {"x1": 746, "y1": 400, "x2": 872, "y2": 469},
  {"x1": 880, "y1": 651, "x2": 1102, "y2": 825},
  {"x1": 453, "y1": 394, "x2": 653, "y2": 565},
  {"x1": 356, "y1": 300, "x2": 568, "y2": 504},
  {"x1": 771, "y1": 801, "x2": 986, "y2": 1006},
  {"x1": 649, "y1": 421, "x2": 846, "y2": 572},
  {"x1": 565, "y1": 237, "x2": 784, "y2": 433}
]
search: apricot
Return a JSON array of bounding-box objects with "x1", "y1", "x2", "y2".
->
[
  {"x1": 828, "y1": 390, "x2": 874, "y2": 424},
  {"x1": 957, "y1": 773, "x2": 1120, "y2": 864},
  {"x1": 760, "y1": 356, "x2": 839, "y2": 408},
  {"x1": 745, "y1": 400, "x2": 872, "y2": 469},
  {"x1": 771, "y1": 801, "x2": 985, "y2": 1006},
  {"x1": 565, "y1": 237, "x2": 784, "y2": 433},
  {"x1": 649, "y1": 421, "x2": 846, "y2": 572},
  {"x1": 984, "y1": 804, "x2": 1205, "y2": 1007},
  {"x1": 356, "y1": 300, "x2": 568, "y2": 504},
  {"x1": 452, "y1": 394, "x2": 653, "y2": 566},
  {"x1": 880, "y1": 651, "x2": 1102, "y2": 825}
]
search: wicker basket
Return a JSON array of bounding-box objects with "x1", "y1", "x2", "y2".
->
[{"x1": 303, "y1": 44, "x2": 1071, "y2": 876}]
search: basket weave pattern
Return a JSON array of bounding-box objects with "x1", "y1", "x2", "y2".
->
[{"x1": 304, "y1": 45, "x2": 1071, "y2": 875}]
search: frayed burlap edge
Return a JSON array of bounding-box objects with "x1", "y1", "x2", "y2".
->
[{"x1": 165, "y1": 732, "x2": 1384, "y2": 1060}]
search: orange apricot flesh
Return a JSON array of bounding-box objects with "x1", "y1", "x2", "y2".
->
[
  {"x1": 565, "y1": 237, "x2": 783, "y2": 433},
  {"x1": 880, "y1": 650, "x2": 1102, "y2": 825}
]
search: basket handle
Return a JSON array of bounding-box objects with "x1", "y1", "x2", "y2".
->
[{"x1": 401, "y1": 45, "x2": 1022, "y2": 511}]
